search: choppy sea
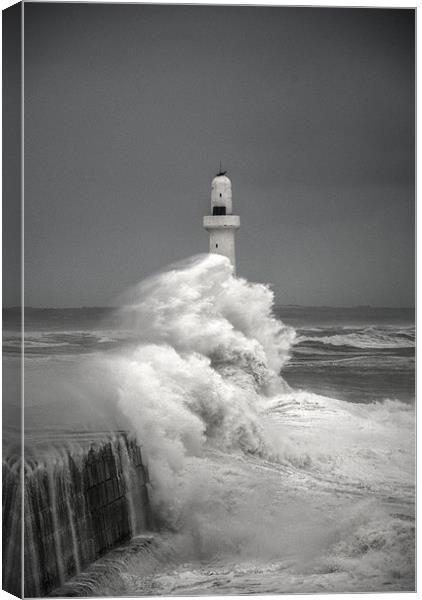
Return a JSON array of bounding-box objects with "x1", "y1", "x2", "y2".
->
[{"x1": 3, "y1": 255, "x2": 416, "y2": 595}]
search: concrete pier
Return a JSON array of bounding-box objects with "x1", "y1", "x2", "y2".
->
[{"x1": 3, "y1": 434, "x2": 152, "y2": 597}]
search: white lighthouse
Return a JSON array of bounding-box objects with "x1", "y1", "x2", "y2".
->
[{"x1": 203, "y1": 170, "x2": 240, "y2": 272}]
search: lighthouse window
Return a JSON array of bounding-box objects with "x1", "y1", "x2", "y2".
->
[
  {"x1": 213, "y1": 206, "x2": 226, "y2": 215},
  {"x1": 219, "y1": 193, "x2": 222, "y2": 197},
  {"x1": 216, "y1": 244, "x2": 218, "y2": 248}
]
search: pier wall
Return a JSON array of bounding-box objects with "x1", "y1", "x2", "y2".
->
[{"x1": 3, "y1": 434, "x2": 152, "y2": 597}]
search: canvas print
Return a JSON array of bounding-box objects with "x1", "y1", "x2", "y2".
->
[{"x1": 2, "y1": 3, "x2": 415, "y2": 597}]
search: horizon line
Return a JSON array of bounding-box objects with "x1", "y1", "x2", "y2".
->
[{"x1": 3, "y1": 304, "x2": 416, "y2": 311}]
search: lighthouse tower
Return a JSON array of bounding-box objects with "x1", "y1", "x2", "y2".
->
[{"x1": 203, "y1": 170, "x2": 240, "y2": 272}]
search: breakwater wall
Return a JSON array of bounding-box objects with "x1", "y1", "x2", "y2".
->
[
  {"x1": 3, "y1": 449, "x2": 22, "y2": 597},
  {"x1": 3, "y1": 433, "x2": 152, "y2": 597}
]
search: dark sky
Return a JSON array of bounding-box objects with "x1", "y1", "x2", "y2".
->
[{"x1": 20, "y1": 3, "x2": 414, "y2": 307}]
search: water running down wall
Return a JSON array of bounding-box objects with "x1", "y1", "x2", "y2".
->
[{"x1": 4, "y1": 434, "x2": 152, "y2": 598}]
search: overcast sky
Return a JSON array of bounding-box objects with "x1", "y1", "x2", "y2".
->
[{"x1": 17, "y1": 4, "x2": 414, "y2": 307}]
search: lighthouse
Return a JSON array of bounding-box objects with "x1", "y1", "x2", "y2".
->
[{"x1": 203, "y1": 170, "x2": 240, "y2": 272}]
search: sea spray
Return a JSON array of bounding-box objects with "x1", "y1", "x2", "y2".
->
[
  {"x1": 99, "y1": 254, "x2": 295, "y2": 524},
  {"x1": 116, "y1": 254, "x2": 294, "y2": 380}
]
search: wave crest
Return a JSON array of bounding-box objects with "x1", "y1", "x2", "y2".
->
[
  {"x1": 297, "y1": 327, "x2": 414, "y2": 349},
  {"x1": 103, "y1": 254, "x2": 295, "y2": 511}
]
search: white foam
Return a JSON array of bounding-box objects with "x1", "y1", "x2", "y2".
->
[
  {"x1": 297, "y1": 329, "x2": 414, "y2": 349},
  {"x1": 262, "y1": 391, "x2": 415, "y2": 498}
]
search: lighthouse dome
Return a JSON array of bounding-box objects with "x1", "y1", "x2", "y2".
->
[
  {"x1": 211, "y1": 174, "x2": 233, "y2": 214},
  {"x1": 211, "y1": 174, "x2": 231, "y2": 186}
]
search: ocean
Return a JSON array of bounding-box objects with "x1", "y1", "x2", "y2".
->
[{"x1": 3, "y1": 254, "x2": 415, "y2": 595}]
